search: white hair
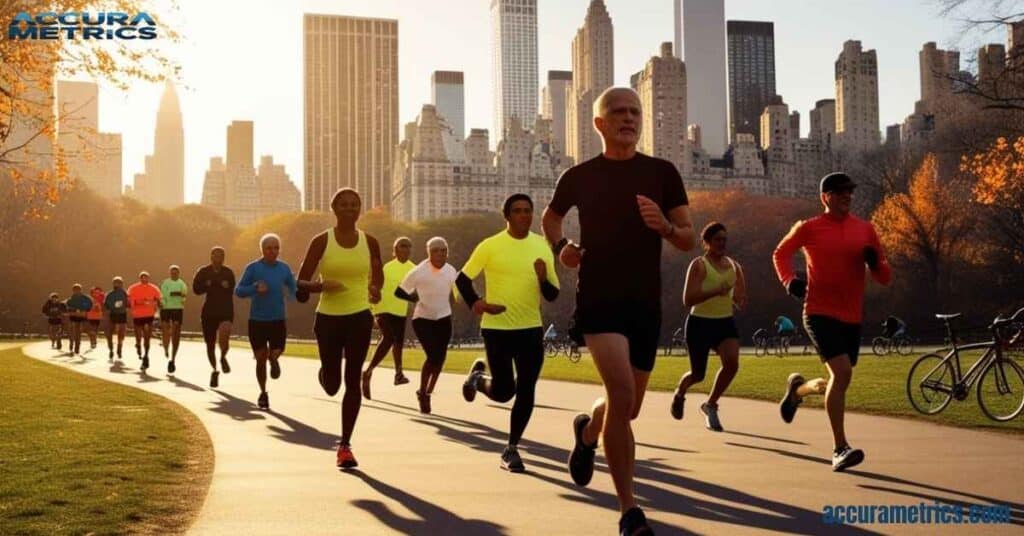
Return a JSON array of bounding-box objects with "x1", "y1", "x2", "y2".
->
[
  {"x1": 260, "y1": 233, "x2": 281, "y2": 251},
  {"x1": 426, "y1": 236, "x2": 448, "y2": 251},
  {"x1": 592, "y1": 86, "x2": 640, "y2": 119},
  {"x1": 394, "y1": 236, "x2": 412, "y2": 248}
]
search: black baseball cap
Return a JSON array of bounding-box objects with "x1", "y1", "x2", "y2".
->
[{"x1": 820, "y1": 172, "x2": 857, "y2": 193}]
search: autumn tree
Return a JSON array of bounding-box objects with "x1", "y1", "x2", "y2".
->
[
  {"x1": 962, "y1": 136, "x2": 1024, "y2": 283},
  {"x1": 1, "y1": 0, "x2": 178, "y2": 226}
]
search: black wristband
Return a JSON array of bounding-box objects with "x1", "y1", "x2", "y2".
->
[{"x1": 552, "y1": 237, "x2": 569, "y2": 256}]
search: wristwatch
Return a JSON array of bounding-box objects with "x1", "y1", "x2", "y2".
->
[{"x1": 552, "y1": 237, "x2": 569, "y2": 256}]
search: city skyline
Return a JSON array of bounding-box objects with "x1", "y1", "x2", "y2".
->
[{"x1": 79, "y1": 0, "x2": 966, "y2": 204}]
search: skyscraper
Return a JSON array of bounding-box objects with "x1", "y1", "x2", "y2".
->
[
  {"x1": 835, "y1": 40, "x2": 880, "y2": 152},
  {"x1": 675, "y1": 0, "x2": 728, "y2": 156},
  {"x1": 431, "y1": 71, "x2": 465, "y2": 140},
  {"x1": 541, "y1": 70, "x2": 572, "y2": 159},
  {"x1": 56, "y1": 80, "x2": 122, "y2": 199},
  {"x1": 304, "y1": 14, "x2": 398, "y2": 211},
  {"x1": 919, "y1": 42, "x2": 960, "y2": 114},
  {"x1": 726, "y1": 20, "x2": 775, "y2": 146},
  {"x1": 567, "y1": 0, "x2": 613, "y2": 163},
  {"x1": 226, "y1": 120, "x2": 254, "y2": 169},
  {"x1": 632, "y1": 42, "x2": 686, "y2": 171},
  {"x1": 809, "y1": 98, "x2": 836, "y2": 149},
  {"x1": 491, "y1": 0, "x2": 538, "y2": 137},
  {"x1": 133, "y1": 81, "x2": 184, "y2": 207}
]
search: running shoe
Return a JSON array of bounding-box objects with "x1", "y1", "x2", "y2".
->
[
  {"x1": 257, "y1": 392, "x2": 269, "y2": 410},
  {"x1": 780, "y1": 373, "x2": 805, "y2": 423},
  {"x1": 210, "y1": 370, "x2": 219, "y2": 389},
  {"x1": 141, "y1": 356, "x2": 150, "y2": 371},
  {"x1": 832, "y1": 445, "x2": 864, "y2": 472},
  {"x1": 269, "y1": 358, "x2": 281, "y2": 380},
  {"x1": 700, "y1": 402, "x2": 723, "y2": 432},
  {"x1": 394, "y1": 373, "x2": 410, "y2": 386},
  {"x1": 462, "y1": 358, "x2": 487, "y2": 402},
  {"x1": 168, "y1": 360, "x2": 176, "y2": 374},
  {"x1": 336, "y1": 445, "x2": 358, "y2": 469},
  {"x1": 619, "y1": 507, "x2": 654, "y2": 536},
  {"x1": 417, "y1": 390, "x2": 432, "y2": 414},
  {"x1": 361, "y1": 371, "x2": 373, "y2": 400},
  {"x1": 501, "y1": 445, "x2": 526, "y2": 473},
  {"x1": 108, "y1": 349, "x2": 114, "y2": 362},
  {"x1": 136, "y1": 342, "x2": 141, "y2": 358},
  {"x1": 568, "y1": 413, "x2": 597, "y2": 487},
  {"x1": 220, "y1": 356, "x2": 231, "y2": 374},
  {"x1": 670, "y1": 392, "x2": 685, "y2": 420}
]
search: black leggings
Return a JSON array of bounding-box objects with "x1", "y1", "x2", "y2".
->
[
  {"x1": 314, "y1": 310, "x2": 374, "y2": 445},
  {"x1": 367, "y1": 313, "x2": 407, "y2": 371},
  {"x1": 412, "y1": 316, "x2": 452, "y2": 365},
  {"x1": 479, "y1": 328, "x2": 545, "y2": 445}
]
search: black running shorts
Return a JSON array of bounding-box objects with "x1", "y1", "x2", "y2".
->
[
  {"x1": 109, "y1": 312, "x2": 128, "y2": 325},
  {"x1": 161, "y1": 309, "x2": 183, "y2": 323},
  {"x1": 133, "y1": 316, "x2": 154, "y2": 327},
  {"x1": 248, "y1": 320, "x2": 286, "y2": 352},
  {"x1": 804, "y1": 315, "x2": 862, "y2": 367},
  {"x1": 574, "y1": 297, "x2": 661, "y2": 372}
]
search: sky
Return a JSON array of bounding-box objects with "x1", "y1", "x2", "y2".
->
[{"x1": 85, "y1": 0, "x2": 995, "y2": 203}]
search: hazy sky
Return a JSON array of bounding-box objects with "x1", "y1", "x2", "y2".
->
[{"x1": 88, "y1": 0, "x2": 986, "y2": 202}]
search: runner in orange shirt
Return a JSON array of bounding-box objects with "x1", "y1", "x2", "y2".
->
[
  {"x1": 86, "y1": 286, "x2": 105, "y2": 354},
  {"x1": 128, "y1": 271, "x2": 163, "y2": 371}
]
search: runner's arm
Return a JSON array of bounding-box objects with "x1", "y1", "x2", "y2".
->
[
  {"x1": 191, "y1": 267, "x2": 206, "y2": 295},
  {"x1": 455, "y1": 272, "x2": 481, "y2": 307},
  {"x1": 682, "y1": 258, "x2": 721, "y2": 307},
  {"x1": 733, "y1": 261, "x2": 748, "y2": 312},
  {"x1": 772, "y1": 221, "x2": 807, "y2": 286},
  {"x1": 366, "y1": 234, "x2": 384, "y2": 303},
  {"x1": 296, "y1": 232, "x2": 328, "y2": 297},
  {"x1": 235, "y1": 264, "x2": 258, "y2": 298},
  {"x1": 394, "y1": 287, "x2": 419, "y2": 303},
  {"x1": 663, "y1": 205, "x2": 697, "y2": 252},
  {"x1": 867, "y1": 225, "x2": 892, "y2": 286}
]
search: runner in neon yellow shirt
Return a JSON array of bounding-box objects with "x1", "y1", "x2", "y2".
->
[
  {"x1": 362, "y1": 237, "x2": 415, "y2": 399},
  {"x1": 160, "y1": 265, "x2": 188, "y2": 373}
]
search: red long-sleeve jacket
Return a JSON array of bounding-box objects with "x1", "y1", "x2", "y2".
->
[{"x1": 773, "y1": 213, "x2": 892, "y2": 324}]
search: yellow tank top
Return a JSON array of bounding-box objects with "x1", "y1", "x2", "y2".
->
[
  {"x1": 316, "y1": 228, "x2": 371, "y2": 316},
  {"x1": 691, "y1": 256, "x2": 736, "y2": 319}
]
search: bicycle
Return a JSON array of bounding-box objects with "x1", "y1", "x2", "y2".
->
[
  {"x1": 543, "y1": 337, "x2": 564, "y2": 358},
  {"x1": 663, "y1": 328, "x2": 687, "y2": 356},
  {"x1": 906, "y1": 308, "x2": 1024, "y2": 422},
  {"x1": 753, "y1": 329, "x2": 785, "y2": 357},
  {"x1": 872, "y1": 333, "x2": 913, "y2": 356}
]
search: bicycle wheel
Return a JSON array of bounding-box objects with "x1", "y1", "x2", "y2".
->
[
  {"x1": 568, "y1": 345, "x2": 582, "y2": 363},
  {"x1": 896, "y1": 337, "x2": 913, "y2": 356},
  {"x1": 872, "y1": 337, "x2": 888, "y2": 356},
  {"x1": 977, "y1": 357, "x2": 1024, "y2": 422},
  {"x1": 544, "y1": 341, "x2": 555, "y2": 358},
  {"x1": 906, "y1": 353, "x2": 956, "y2": 415}
]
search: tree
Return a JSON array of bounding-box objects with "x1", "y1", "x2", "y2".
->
[
  {"x1": 1, "y1": 0, "x2": 178, "y2": 223},
  {"x1": 872, "y1": 154, "x2": 977, "y2": 313},
  {"x1": 962, "y1": 136, "x2": 1024, "y2": 277}
]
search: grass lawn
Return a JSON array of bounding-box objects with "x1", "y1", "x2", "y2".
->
[
  {"x1": 235, "y1": 340, "x2": 1024, "y2": 434},
  {"x1": 0, "y1": 347, "x2": 213, "y2": 535}
]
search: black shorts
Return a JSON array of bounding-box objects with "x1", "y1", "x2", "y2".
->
[
  {"x1": 574, "y1": 297, "x2": 661, "y2": 372},
  {"x1": 47, "y1": 318, "x2": 62, "y2": 326},
  {"x1": 88, "y1": 319, "x2": 101, "y2": 327},
  {"x1": 686, "y1": 315, "x2": 739, "y2": 356},
  {"x1": 248, "y1": 320, "x2": 287, "y2": 352},
  {"x1": 161, "y1": 309, "x2": 183, "y2": 323},
  {"x1": 133, "y1": 316, "x2": 154, "y2": 327},
  {"x1": 375, "y1": 313, "x2": 407, "y2": 342},
  {"x1": 201, "y1": 315, "x2": 233, "y2": 341},
  {"x1": 69, "y1": 316, "x2": 85, "y2": 324},
  {"x1": 110, "y1": 312, "x2": 128, "y2": 325},
  {"x1": 412, "y1": 316, "x2": 452, "y2": 365},
  {"x1": 804, "y1": 315, "x2": 862, "y2": 367}
]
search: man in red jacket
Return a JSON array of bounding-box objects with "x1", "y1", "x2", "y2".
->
[{"x1": 773, "y1": 172, "x2": 892, "y2": 472}]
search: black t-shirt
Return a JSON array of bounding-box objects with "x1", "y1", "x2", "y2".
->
[
  {"x1": 548, "y1": 153, "x2": 688, "y2": 305},
  {"x1": 42, "y1": 300, "x2": 67, "y2": 318},
  {"x1": 192, "y1": 264, "x2": 236, "y2": 318}
]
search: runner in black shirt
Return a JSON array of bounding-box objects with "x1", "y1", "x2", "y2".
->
[
  {"x1": 193, "y1": 246, "x2": 236, "y2": 388},
  {"x1": 42, "y1": 293, "x2": 67, "y2": 350},
  {"x1": 543, "y1": 87, "x2": 696, "y2": 536}
]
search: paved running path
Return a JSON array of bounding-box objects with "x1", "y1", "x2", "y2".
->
[{"x1": 23, "y1": 341, "x2": 1024, "y2": 535}]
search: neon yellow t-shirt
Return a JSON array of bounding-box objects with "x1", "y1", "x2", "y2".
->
[
  {"x1": 461, "y1": 231, "x2": 559, "y2": 330},
  {"x1": 372, "y1": 259, "x2": 416, "y2": 317}
]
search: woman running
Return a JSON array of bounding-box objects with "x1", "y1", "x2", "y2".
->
[
  {"x1": 296, "y1": 188, "x2": 383, "y2": 469},
  {"x1": 42, "y1": 292, "x2": 67, "y2": 350},
  {"x1": 670, "y1": 222, "x2": 747, "y2": 432},
  {"x1": 362, "y1": 237, "x2": 415, "y2": 399},
  {"x1": 395, "y1": 237, "x2": 458, "y2": 414}
]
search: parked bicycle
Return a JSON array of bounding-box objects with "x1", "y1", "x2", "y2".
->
[
  {"x1": 906, "y1": 308, "x2": 1024, "y2": 422},
  {"x1": 663, "y1": 327, "x2": 687, "y2": 356},
  {"x1": 752, "y1": 328, "x2": 786, "y2": 357},
  {"x1": 544, "y1": 336, "x2": 581, "y2": 363},
  {"x1": 872, "y1": 333, "x2": 913, "y2": 356}
]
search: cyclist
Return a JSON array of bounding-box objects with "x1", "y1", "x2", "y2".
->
[{"x1": 883, "y1": 315, "x2": 906, "y2": 340}]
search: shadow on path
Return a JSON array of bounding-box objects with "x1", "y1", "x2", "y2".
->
[
  {"x1": 347, "y1": 469, "x2": 508, "y2": 535},
  {"x1": 486, "y1": 403, "x2": 576, "y2": 413},
  {"x1": 723, "y1": 430, "x2": 807, "y2": 446},
  {"x1": 209, "y1": 389, "x2": 266, "y2": 422},
  {"x1": 167, "y1": 375, "x2": 206, "y2": 392},
  {"x1": 726, "y1": 442, "x2": 1024, "y2": 525}
]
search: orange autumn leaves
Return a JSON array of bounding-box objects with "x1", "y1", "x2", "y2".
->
[{"x1": 964, "y1": 136, "x2": 1024, "y2": 209}]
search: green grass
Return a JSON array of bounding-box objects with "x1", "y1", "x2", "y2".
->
[
  {"x1": 241, "y1": 340, "x2": 1024, "y2": 434},
  {"x1": 0, "y1": 348, "x2": 213, "y2": 535}
]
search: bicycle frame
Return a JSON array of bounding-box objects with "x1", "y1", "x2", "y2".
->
[{"x1": 938, "y1": 341, "x2": 998, "y2": 393}]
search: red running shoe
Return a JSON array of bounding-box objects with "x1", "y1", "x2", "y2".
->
[{"x1": 336, "y1": 445, "x2": 358, "y2": 469}]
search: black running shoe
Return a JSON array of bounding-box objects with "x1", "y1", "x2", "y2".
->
[
  {"x1": 210, "y1": 370, "x2": 219, "y2": 389},
  {"x1": 832, "y1": 445, "x2": 864, "y2": 472},
  {"x1": 670, "y1": 391, "x2": 685, "y2": 420},
  {"x1": 141, "y1": 356, "x2": 150, "y2": 370},
  {"x1": 463, "y1": 358, "x2": 487, "y2": 402},
  {"x1": 568, "y1": 413, "x2": 597, "y2": 487},
  {"x1": 270, "y1": 358, "x2": 281, "y2": 380},
  {"x1": 220, "y1": 356, "x2": 231, "y2": 374},
  {"x1": 417, "y1": 390, "x2": 432, "y2": 414},
  {"x1": 780, "y1": 373, "x2": 805, "y2": 423},
  {"x1": 257, "y1": 392, "x2": 269, "y2": 410},
  {"x1": 501, "y1": 445, "x2": 526, "y2": 473},
  {"x1": 109, "y1": 349, "x2": 114, "y2": 361},
  {"x1": 619, "y1": 507, "x2": 654, "y2": 536},
  {"x1": 168, "y1": 360, "x2": 176, "y2": 374}
]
